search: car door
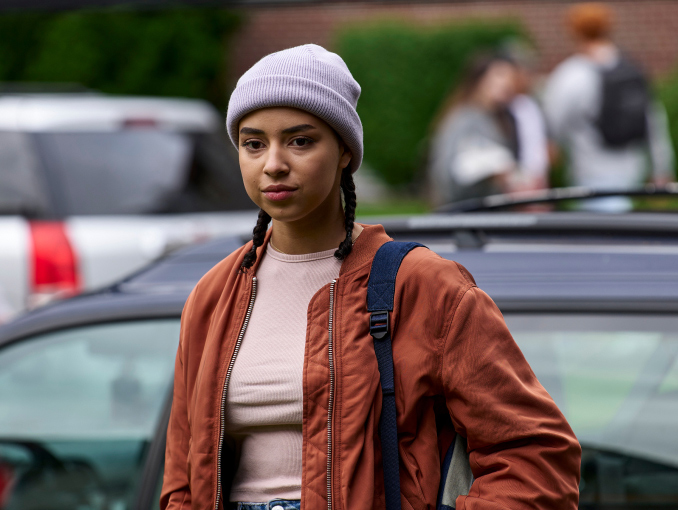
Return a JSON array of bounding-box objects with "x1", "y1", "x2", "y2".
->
[{"x1": 0, "y1": 318, "x2": 180, "y2": 510}]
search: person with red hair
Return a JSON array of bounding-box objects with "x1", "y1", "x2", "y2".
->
[{"x1": 543, "y1": 3, "x2": 674, "y2": 211}]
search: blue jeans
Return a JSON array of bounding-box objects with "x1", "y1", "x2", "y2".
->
[{"x1": 229, "y1": 501, "x2": 301, "y2": 510}]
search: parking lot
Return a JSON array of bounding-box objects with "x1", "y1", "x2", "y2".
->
[
  {"x1": 2, "y1": 213, "x2": 678, "y2": 508},
  {"x1": 2, "y1": 1, "x2": 678, "y2": 509}
]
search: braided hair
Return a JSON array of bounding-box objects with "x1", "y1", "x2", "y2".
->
[
  {"x1": 240, "y1": 209, "x2": 272, "y2": 271},
  {"x1": 334, "y1": 166, "x2": 356, "y2": 260},
  {"x1": 240, "y1": 166, "x2": 356, "y2": 271}
]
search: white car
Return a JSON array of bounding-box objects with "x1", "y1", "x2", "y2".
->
[{"x1": 0, "y1": 93, "x2": 256, "y2": 320}]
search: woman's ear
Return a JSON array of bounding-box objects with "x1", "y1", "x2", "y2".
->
[{"x1": 339, "y1": 144, "x2": 352, "y2": 171}]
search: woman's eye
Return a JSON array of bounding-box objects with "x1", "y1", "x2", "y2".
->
[
  {"x1": 291, "y1": 137, "x2": 313, "y2": 147},
  {"x1": 243, "y1": 140, "x2": 264, "y2": 150}
]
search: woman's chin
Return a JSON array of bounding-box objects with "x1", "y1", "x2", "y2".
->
[{"x1": 264, "y1": 207, "x2": 304, "y2": 224}]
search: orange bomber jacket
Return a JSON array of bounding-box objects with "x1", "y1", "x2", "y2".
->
[{"x1": 160, "y1": 223, "x2": 581, "y2": 510}]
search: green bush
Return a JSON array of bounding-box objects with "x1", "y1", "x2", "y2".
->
[
  {"x1": 0, "y1": 8, "x2": 240, "y2": 110},
  {"x1": 659, "y1": 69, "x2": 678, "y2": 178},
  {"x1": 335, "y1": 20, "x2": 525, "y2": 188}
]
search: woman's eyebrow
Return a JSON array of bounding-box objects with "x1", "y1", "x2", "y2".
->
[
  {"x1": 240, "y1": 127, "x2": 265, "y2": 135},
  {"x1": 281, "y1": 124, "x2": 316, "y2": 134}
]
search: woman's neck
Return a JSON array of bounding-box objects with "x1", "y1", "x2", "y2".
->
[{"x1": 269, "y1": 208, "x2": 363, "y2": 255}]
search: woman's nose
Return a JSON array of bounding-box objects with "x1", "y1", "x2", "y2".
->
[{"x1": 263, "y1": 145, "x2": 290, "y2": 176}]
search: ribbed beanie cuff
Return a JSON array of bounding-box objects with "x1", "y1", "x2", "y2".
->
[{"x1": 226, "y1": 44, "x2": 363, "y2": 173}]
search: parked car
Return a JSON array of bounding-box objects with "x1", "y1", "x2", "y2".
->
[
  {"x1": 0, "y1": 92, "x2": 257, "y2": 319},
  {"x1": 1, "y1": 211, "x2": 678, "y2": 510}
]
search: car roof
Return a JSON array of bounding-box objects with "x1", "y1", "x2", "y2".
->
[
  {"x1": 3, "y1": 211, "x2": 678, "y2": 345},
  {"x1": 385, "y1": 212, "x2": 678, "y2": 312},
  {"x1": 0, "y1": 93, "x2": 221, "y2": 131}
]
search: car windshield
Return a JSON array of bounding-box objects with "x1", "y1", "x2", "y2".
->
[
  {"x1": 27, "y1": 130, "x2": 253, "y2": 216},
  {"x1": 0, "y1": 319, "x2": 179, "y2": 510},
  {"x1": 506, "y1": 313, "x2": 678, "y2": 506}
]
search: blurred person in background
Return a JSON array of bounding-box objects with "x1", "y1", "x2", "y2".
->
[
  {"x1": 507, "y1": 42, "x2": 551, "y2": 192},
  {"x1": 428, "y1": 54, "x2": 524, "y2": 207},
  {"x1": 543, "y1": 2, "x2": 674, "y2": 212}
]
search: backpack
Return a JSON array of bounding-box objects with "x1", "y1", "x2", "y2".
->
[
  {"x1": 595, "y1": 55, "x2": 650, "y2": 148},
  {"x1": 367, "y1": 241, "x2": 474, "y2": 510}
]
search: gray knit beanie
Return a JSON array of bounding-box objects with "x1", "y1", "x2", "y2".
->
[{"x1": 226, "y1": 44, "x2": 363, "y2": 173}]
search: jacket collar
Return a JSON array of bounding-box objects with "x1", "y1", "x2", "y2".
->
[{"x1": 340, "y1": 223, "x2": 391, "y2": 276}]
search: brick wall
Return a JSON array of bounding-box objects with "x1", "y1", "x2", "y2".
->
[{"x1": 230, "y1": 1, "x2": 678, "y2": 82}]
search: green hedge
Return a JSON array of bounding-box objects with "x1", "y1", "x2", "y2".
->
[
  {"x1": 659, "y1": 70, "x2": 678, "y2": 178},
  {"x1": 335, "y1": 20, "x2": 525, "y2": 188},
  {"x1": 0, "y1": 8, "x2": 240, "y2": 110}
]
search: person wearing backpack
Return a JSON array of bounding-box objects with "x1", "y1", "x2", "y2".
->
[
  {"x1": 543, "y1": 2, "x2": 674, "y2": 212},
  {"x1": 160, "y1": 44, "x2": 581, "y2": 510}
]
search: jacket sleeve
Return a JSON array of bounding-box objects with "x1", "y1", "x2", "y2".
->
[
  {"x1": 441, "y1": 286, "x2": 581, "y2": 510},
  {"x1": 159, "y1": 290, "x2": 196, "y2": 510}
]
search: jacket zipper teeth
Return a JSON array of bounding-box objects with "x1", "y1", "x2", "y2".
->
[
  {"x1": 215, "y1": 276, "x2": 257, "y2": 510},
  {"x1": 327, "y1": 280, "x2": 337, "y2": 510}
]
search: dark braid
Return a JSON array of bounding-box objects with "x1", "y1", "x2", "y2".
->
[
  {"x1": 241, "y1": 209, "x2": 272, "y2": 271},
  {"x1": 335, "y1": 166, "x2": 357, "y2": 260}
]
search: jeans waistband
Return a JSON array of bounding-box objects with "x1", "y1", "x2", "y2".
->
[{"x1": 229, "y1": 500, "x2": 301, "y2": 510}]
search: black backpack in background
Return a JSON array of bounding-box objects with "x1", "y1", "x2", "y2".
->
[{"x1": 596, "y1": 55, "x2": 651, "y2": 148}]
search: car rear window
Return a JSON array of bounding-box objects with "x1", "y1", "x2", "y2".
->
[
  {"x1": 32, "y1": 130, "x2": 253, "y2": 216},
  {"x1": 506, "y1": 313, "x2": 678, "y2": 506}
]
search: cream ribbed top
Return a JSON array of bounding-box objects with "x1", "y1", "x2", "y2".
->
[{"x1": 225, "y1": 243, "x2": 342, "y2": 503}]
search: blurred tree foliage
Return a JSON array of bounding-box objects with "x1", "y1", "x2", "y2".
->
[
  {"x1": 0, "y1": 8, "x2": 240, "y2": 110},
  {"x1": 659, "y1": 70, "x2": 678, "y2": 178},
  {"x1": 335, "y1": 20, "x2": 524, "y2": 188}
]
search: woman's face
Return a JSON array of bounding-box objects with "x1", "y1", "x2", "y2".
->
[
  {"x1": 238, "y1": 107, "x2": 352, "y2": 226},
  {"x1": 475, "y1": 61, "x2": 517, "y2": 109}
]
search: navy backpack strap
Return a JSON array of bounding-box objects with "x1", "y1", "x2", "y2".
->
[{"x1": 368, "y1": 241, "x2": 425, "y2": 510}]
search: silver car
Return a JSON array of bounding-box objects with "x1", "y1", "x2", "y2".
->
[{"x1": 0, "y1": 93, "x2": 256, "y2": 320}]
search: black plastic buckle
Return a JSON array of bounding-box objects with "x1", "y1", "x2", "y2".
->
[{"x1": 369, "y1": 311, "x2": 389, "y2": 340}]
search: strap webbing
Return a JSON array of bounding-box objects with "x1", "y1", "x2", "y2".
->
[{"x1": 367, "y1": 241, "x2": 424, "y2": 510}]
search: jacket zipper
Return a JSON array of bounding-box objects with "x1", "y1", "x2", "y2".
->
[
  {"x1": 327, "y1": 280, "x2": 337, "y2": 510},
  {"x1": 215, "y1": 276, "x2": 257, "y2": 510}
]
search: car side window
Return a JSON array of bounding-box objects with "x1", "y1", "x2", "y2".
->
[
  {"x1": 580, "y1": 446, "x2": 678, "y2": 507},
  {"x1": 181, "y1": 132, "x2": 256, "y2": 212},
  {"x1": 0, "y1": 319, "x2": 179, "y2": 510},
  {"x1": 31, "y1": 130, "x2": 254, "y2": 216},
  {"x1": 507, "y1": 314, "x2": 678, "y2": 508}
]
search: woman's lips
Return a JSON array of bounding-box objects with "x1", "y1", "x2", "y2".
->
[
  {"x1": 263, "y1": 190, "x2": 295, "y2": 201},
  {"x1": 262, "y1": 186, "x2": 297, "y2": 201}
]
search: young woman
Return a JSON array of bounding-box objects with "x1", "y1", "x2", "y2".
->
[
  {"x1": 160, "y1": 44, "x2": 581, "y2": 510},
  {"x1": 428, "y1": 54, "x2": 522, "y2": 207}
]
